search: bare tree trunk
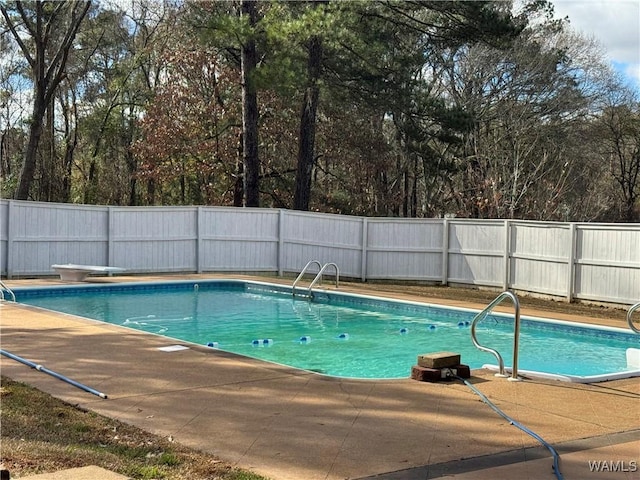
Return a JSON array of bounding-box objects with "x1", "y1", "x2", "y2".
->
[
  {"x1": 234, "y1": 132, "x2": 244, "y2": 207},
  {"x1": 147, "y1": 179, "x2": 156, "y2": 205},
  {"x1": 60, "y1": 87, "x2": 77, "y2": 202},
  {"x1": 42, "y1": 98, "x2": 56, "y2": 201},
  {"x1": 293, "y1": 32, "x2": 323, "y2": 211},
  {"x1": 84, "y1": 159, "x2": 97, "y2": 205},
  {"x1": 241, "y1": 0, "x2": 260, "y2": 207},
  {"x1": 16, "y1": 98, "x2": 46, "y2": 200},
  {"x1": 0, "y1": 131, "x2": 8, "y2": 178}
]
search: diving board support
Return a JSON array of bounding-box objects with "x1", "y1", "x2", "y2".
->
[
  {"x1": 52, "y1": 264, "x2": 126, "y2": 281},
  {"x1": 470, "y1": 290, "x2": 522, "y2": 381}
]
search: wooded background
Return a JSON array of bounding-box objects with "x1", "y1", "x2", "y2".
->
[{"x1": 1, "y1": 0, "x2": 639, "y2": 221}]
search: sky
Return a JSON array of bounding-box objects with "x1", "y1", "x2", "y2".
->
[{"x1": 551, "y1": 0, "x2": 640, "y2": 91}]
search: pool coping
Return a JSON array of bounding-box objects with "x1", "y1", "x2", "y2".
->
[{"x1": 1, "y1": 274, "x2": 639, "y2": 480}]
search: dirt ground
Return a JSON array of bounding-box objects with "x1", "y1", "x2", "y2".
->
[{"x1": 338, "y1": 279, "x2": 631, "y2": 322}]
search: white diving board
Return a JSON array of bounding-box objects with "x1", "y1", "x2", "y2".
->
[{"x1": 51, "y1": 264, "x2": 126, "y2": 281}]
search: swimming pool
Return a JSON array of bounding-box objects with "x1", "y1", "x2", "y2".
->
[{"x1": 14, "y1": 280, "x2": 640, "y2": 381}]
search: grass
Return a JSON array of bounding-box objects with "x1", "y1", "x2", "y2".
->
[{"x1": 0, "y1": 376, "x2": 268, "y2": 480}]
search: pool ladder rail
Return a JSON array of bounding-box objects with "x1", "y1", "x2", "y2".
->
[
  {"x1": 292, "y1": 260, "x2": 339, "y2": 298},
  {"x1": 629, "y1": 302, "x2": 640, "y2": 333},
  {"x1": 470, "y1": 290, "x2": 522, "y2": 381},
  {"x1": 0, "y1": 280, "x2": 16, "y2": 302}
]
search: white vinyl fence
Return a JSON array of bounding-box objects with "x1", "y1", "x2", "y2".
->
[{"x1": 1, "y1": 200, "x2": 638, "y2": 305}]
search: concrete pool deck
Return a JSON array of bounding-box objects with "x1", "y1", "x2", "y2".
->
[{"x1": 1, "y1": 275, "x2": 638, "y2": 480}]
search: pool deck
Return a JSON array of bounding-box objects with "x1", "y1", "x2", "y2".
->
[{"x1": 1, "y1": 275, "x2": 638, "y2": 480}]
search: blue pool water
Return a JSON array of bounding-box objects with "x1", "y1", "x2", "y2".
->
[{"x1": 15, "y1": 280, "x2": 640, "y2": 380}]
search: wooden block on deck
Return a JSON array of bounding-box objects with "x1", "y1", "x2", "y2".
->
[
  {"x1": 411, "y1": 365, "x2": 441, "y2": 382},
  {"x1": 418, "y1": 352, "x2": 460, "y2": 369},
  {"x1": 454, "y1": 364, "x2": 471, "y2": 379}
]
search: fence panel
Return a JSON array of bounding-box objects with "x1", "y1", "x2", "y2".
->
[
  {"x1": 281, "y1": 211, "x2": 363, "y2": 278},
  {"x1": 199, "y1": 207, "x2": 280, "y2": 272},
  {"x1": 8, "y1": 202, "x2": 109, "y2": 276},
  {"x1": 1, "y1": 200, "x2": 638, "y2": 305},
  {"x1": 111, "y1": 207, "x2": 198, "y2": 272},
  {"x1": 366, "y1": 219, "x2": 443, "y2": 280},
  {"x1": 447, "y1": 220, "x2": 505, "y2": 286},
  {"x1": 574, "y1": 225, "x2": 640, "y2": 304},
  {"x1": 509, "y1": 222, "x2": 571, "y2": 297}
]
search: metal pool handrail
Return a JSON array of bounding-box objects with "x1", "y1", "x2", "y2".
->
[
  {"x1": 628, "y1": 302, "x2": 640, "y2": 334},
  {"x1": 308, "y1": 262, "x2": 339, "y2": 295},
  {"x1": 470, "y1": 290, "x2": 522, "y2": 381},
  {"x1": 292, "y1": 260, "x2": 323, "y2": 296},
  {"x1": 0, "y1": 280, "x2": 15, "y2": 302}
]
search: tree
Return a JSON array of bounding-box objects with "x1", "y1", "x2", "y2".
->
[
  {"x1": 0, "y1": 30, "x2": 30, "y2": 195},
  {"x1": 424, "y1": 1, "x2": 618, "y2": 220},
  {"x1": 338, "y1": 0, "x2": 522, "y2": 217},
  {"x1": 189, "y1": 0, "x2": 263, "y2": 206},
  {"x1": 281, "y1": 0, "x2": 522, "y2": 213},
  {"x1": 598, "y1": 94, "x2": 640, "y2": 222},
  {"x1": 1, "y1": 0, "x2": 91, "y2": 200},
  {"x1": 293, "y1": 3, "x2": 324, "y2": 211},
  {"x1": 133, "y1": 45, "x2": 242, "y2": 205},
  {"x1": 240, "y1": 0, "x2": 260, "y2": 207}
]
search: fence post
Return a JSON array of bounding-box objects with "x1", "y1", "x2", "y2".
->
[
  {"x1": 441, "y1": 218, "x2": 449, "y2": 285},
  {"x1": 278, "y1": 209, "x2": 285, "y2": 276},
  {"x1": 6, "y1": 201, "x2": 14, "y2": 279},
  {"x1": 196, "y1": 206, "x2": 203, "y2": 273},
  {"x1": 503, "y1": 220, "x2": 511, "y2": 290},
  {"x1": 361, "y1": 217, "x2": 368, "y2": 281},
  {"x1": 107, "y1": 206, "x2": 114, "y2": 267},
  {"x1": 566, "y1": 223, "x2": 576, "y2": 303}
]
